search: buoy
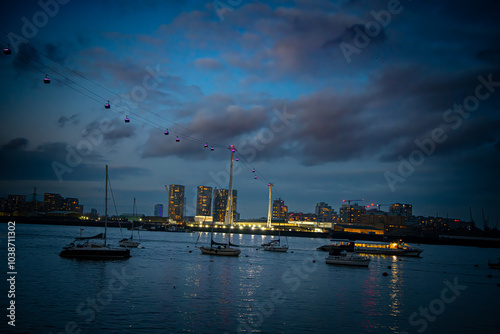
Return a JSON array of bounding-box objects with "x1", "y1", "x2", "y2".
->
[{"x1": 382, "y1": 272, "x2": 388, "y2": 276}]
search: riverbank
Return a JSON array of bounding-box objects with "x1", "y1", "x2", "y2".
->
[{"x1": 2, "y1": 216, "x2": 500, "y2": 248}]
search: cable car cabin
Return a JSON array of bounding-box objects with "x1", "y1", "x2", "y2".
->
[
  {"x1": 236, "y1": 158, "x2": 239, "y2": 161},
  {"x1": 124, "y1": 117, "x2": 130, "y2": 123},
  {"x1": 164, "y1": 129, "x2": 169, "y2": 135},
  {"x1": 44, "y1": 76, "x2": 51, "y2": 84},
  {"x1": 204, "y1": 143, "x2": 208, "y2": 148},
  {"x1": 254, "y1": 176, "x2": 257, "y2": 179},
  {"x1": 210, "y1": 147, "x2": 214, "y2": 151},
  {"x1": 252, "y1": 169, "x2": 255, "y2": 173},
  {"x1": 175, "y1": 137, "x2": 180, "y2": 142},
  {"x1": 3, "y1": 47, "x2": 12, "y2": 55},
  {"x1": 105, "y1": 101, "x2": 110, "y2": 109}
]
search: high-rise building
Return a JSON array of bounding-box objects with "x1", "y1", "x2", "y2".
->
[
  {"x1": 154, "y1": 204, "x2": 163, "y2": 217},
  {"x1": 168, "y1": 185, "x2": 185, "y2": 222},
  {"x1": 340, "y1": 202, "x2": 366, "y2": 224},
  {"x1": 212, "y1": 189, "x2": 237, "y2": 223},
  {"x1": 196, "y1": 186, "x2": 213, "y2": 216},
  {"x1": 315, "y1": 202, "x2": 334, "y2": 222},
  {"x1": 272, "y1": 198, "x2": 288, "y2": 220},
  {"x1": 390, "y1": 203, "x2": 413, "y2": 219}
]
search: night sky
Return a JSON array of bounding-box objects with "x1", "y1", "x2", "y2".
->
[{"x1": 0, "y1": 0, "x2": 499, "y2": 226}]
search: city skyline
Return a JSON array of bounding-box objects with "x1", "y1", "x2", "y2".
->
[{"x1": 0, "y1": 1, "x2": 499, "y2": 226}]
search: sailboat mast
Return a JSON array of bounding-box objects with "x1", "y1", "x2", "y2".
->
[{"x1": 105, "y1": 164, "x2": 108, "y2": 245}]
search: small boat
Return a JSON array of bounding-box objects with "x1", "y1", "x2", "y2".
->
[
  {"x1": 118, "y1": 198, "x2": 141, "y2": 248},
  {"x1": 319, "y1": 239, "x2": 422, "y2": 257},
  {"x1": 262, "y1": 239, "x2": 289, "y2": 252},
  {"x1": 198, "y1": 145, "x2": 240, "y2": 257},
  {"x1": 60, "y1": 165, "x2": 130, "y2": 260},
  {"x1": 262, "y1": 183, "x2": 288, "y2": 253},
  {"x1": 325, "y1": 249, "x2": 370, "y2": 267}
]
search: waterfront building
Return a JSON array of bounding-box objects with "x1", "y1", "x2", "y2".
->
[
  {"x1": 212, "y1": 189, "x2": 237, "y2": 223},
  {"x1": 196, "y1": 186, "x2": 212, "y2": 217},
  {"x1": 315, "y1": 202, "x2": 334, "y2": 222},
  {"x1": 272, "y1": 198, "x2": 288, "y2": 220},
  {"x1": 390, "y1": 203, "x2": 413, "y2": 219},
  {"x1": 340, "y1": 202, "x2": 366, "y2": 224},
  {"x1": 168, "y1": 185, "x2": 185, "y2": 222},
  {"x1": 154, "y1": 204, "x2": 163, "y2": 217}
]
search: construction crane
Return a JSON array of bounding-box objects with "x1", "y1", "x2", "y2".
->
[{"x1": 342, "y1": 199, "x2": 364, "y2": 205}]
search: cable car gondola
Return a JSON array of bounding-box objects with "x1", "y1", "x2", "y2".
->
[
  {"x1": 3, "y1": 45, "x2": 12, "y2": 55},
  {"x1": 104, "y1": 101, "x2": 110, "y2": 109},
  {"x1": 44, "y1": 75, "x2": 50, "y2": 84},
  {"x1": 125, "y1": 116, "x2": 130, "y2": 123}
]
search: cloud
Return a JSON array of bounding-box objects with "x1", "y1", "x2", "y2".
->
[
  {"x1": 1, "y1": 138, "x2": 29, "y2": 151},
  {"x1": 193, "y1": 58, "x2": 224, "y2": 71},
  {"x1": 57, "y1": 114, "x2": 80, "y2": 127}
]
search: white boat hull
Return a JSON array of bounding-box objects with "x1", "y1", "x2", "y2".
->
[
  {"x1": 199, "y1": 246, "x2": 240, "y2": 256},
  {"x1": 325, "y1": 254, "x2": 370, "y2": 267},
  {"x1": 262, "y1": 245, "x2": 289, "y2": 252},
  {"x1": 119, "y1": 239, "x2": 140, "y2": 248}
]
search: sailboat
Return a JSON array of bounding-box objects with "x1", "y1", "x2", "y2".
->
[
  {"x1": 59, "y1": 165, "x2": 131, "y2": 259},
  {"x1": 199, "y1": 145, "x2": 241, "y2": 256},
  {"x1": 262, "y1": 183, "x2": 289, "y2": 252},
  {"x1": 119, "y1": 198, "x2": 141, "y2": 248}
]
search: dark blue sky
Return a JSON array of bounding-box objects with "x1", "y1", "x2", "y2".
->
[{"x1": 0, "y1": 0, "x2": 499, "y2": 226}]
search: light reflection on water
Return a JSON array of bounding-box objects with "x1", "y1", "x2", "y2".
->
[{"x1": 6, "y1": 224, "x2": 500, "y2": 333}]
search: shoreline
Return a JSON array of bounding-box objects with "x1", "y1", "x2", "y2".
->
[{"x1": 2, "y1": 216, "x2": 500, "y2": 248}]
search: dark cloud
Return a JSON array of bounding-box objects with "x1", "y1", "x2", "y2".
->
[
  {"x1": 57, "y1": 114, "x2": 80, "y2": 127},
  {"x1": 1, "y1": 137, "x2": 29, "y2": 151}
]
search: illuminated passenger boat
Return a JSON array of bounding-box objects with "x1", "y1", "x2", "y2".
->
[{"x1": 319, "y1": 239, "x2": 423, "y2": 257}]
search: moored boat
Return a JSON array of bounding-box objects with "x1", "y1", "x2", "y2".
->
[
  {"x1": 319, "y1": 239, "x2": 422, "y2": 257},
  {"x1": 198, "y1": 145, "x2": 240, "y2": 257},
  {"x1": 325, "y1": 249, "x2": 370, "y2": 267},
  {"x1": 262, "y1": 239, "x2": 289, "y2": 252},
  {"x1": 59, "y1": 165, "x2": 131, "y2": 260}
]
